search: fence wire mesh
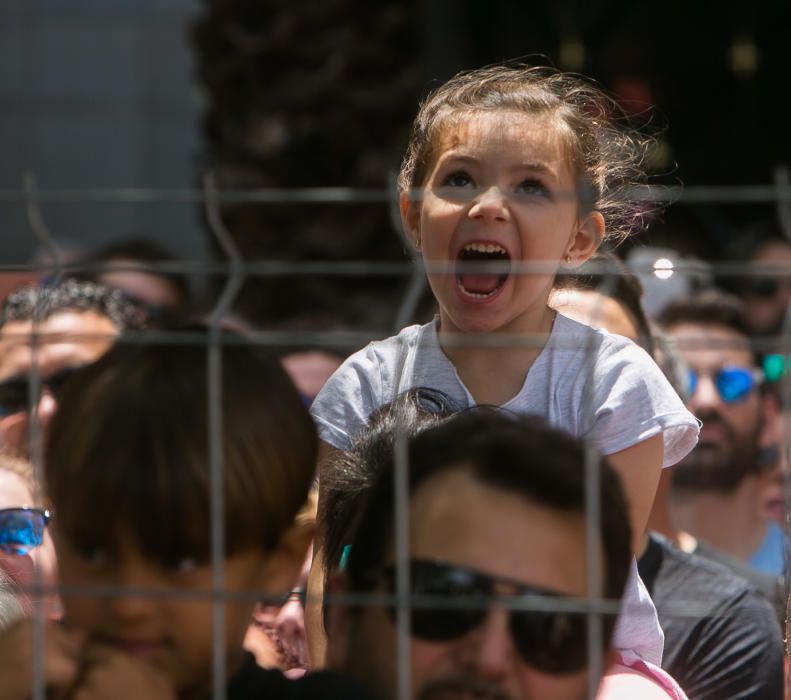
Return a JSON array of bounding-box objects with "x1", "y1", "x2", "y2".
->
[{"x1": 1, "y1": 172, "x2": 790, "y2": 700}]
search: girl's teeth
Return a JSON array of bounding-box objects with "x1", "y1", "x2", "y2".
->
[{"x1": 463, "y1": 243, "x2": 507, "y2": 255}]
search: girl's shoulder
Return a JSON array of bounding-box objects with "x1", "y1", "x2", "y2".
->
[
  {"x1": 550, "y1": 312, "x2": 652, "y2": 366},
  {"x1": 338, "y1": 320, "x2": 437, "y2": 378},
  {"x1": 311, "y1": 320, "x2": 442, "y2": 451},
  {"x1": 367, "y1": 320, "x2": 433, "y2": 357},
  {"x1": 313, "y1": 320, "x2": 437, "y2": 403}
]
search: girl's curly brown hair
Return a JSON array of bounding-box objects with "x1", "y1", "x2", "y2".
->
[{"x1": 398, "y1": 64, "x2": 657, "y2": 245}]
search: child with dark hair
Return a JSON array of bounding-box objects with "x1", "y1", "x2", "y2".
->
[
  {"x1": 0, "y1": 335, "x2": 372, "y2": 699},
  {"x1": 310, "y1": 63, "x2": 699, "y2": 668}
]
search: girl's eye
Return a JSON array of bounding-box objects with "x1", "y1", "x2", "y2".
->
[
  {"x1": 441, "y1": 170, "x2": 474, "y2": 188},
  {"x1": 515, "y1": 178, "x2": 550, "y2": 198}
]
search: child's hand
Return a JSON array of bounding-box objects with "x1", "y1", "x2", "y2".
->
[
  {"x1": 70, "y1": 644, "x2": 176, "y2": 700},
  {"x1": 0, "y1": 618, "x2": 84, "y2": 700}
]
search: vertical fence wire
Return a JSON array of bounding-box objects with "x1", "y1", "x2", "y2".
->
[
  {"x1": 203, "y1": 171, "x2": 245, "y2": 700},
  {"x1": 2, "y1": 176, "x2": 790, "y2": 696},
  {"x1": 580, "y1": 257, "x2": 619, "y2": 699},
  {"x1": 22, "y1": 172, "x2": 62, "y2": 700},
  {"x1": 393, "y1": 426, "x2": 412, "y2": 700}
]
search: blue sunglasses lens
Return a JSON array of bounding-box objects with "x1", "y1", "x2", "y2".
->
[
  {"x1": 715, "y1": 368, "x2": 755, "y2": 402},
  {"x1": 687, "y1": 368, "x2": 757, "y2": 403},
  {"x1": 0, "y1": 509, "x2": 47, "y2": 555},
  {"x1": 686, "y1": 369, "x2": 698, "y2": 399}
]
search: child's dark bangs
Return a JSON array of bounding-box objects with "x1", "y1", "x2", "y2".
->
[
  {"x1": 46, "y1": 361, "x2": 262, "y2": 566},
  {"x1": 50, "y1": 408, "x2": 214, "y2": 565}
]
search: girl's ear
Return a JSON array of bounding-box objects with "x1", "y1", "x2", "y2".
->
[
  {"x1": 257, "y1": 519, "x2": 316, "y2": 595},
  {"x1": 565, "y1": 211, "x2": 605, "y2": 266},
  {"x1": 400, "y1": 192, "x2": 421, "y2": 250}
]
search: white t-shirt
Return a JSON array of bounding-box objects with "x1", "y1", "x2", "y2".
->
[{"x1": 312, "y1": 313, "x2": 700, "y2": 664}]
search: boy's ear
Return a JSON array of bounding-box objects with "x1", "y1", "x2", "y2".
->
[
  {"x1": 400, "y1": 192, "x2": 421, "y2": 250},
  {"x1": 566, "y1": 210, "x2": 605, "y2": 266},
  {"x1": 258, "y1": 519, "x2": 316, "y2": 594}
]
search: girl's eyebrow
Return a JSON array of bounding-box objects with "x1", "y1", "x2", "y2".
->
[
  {"x1": 438, "y1": 152, "x2": 559, "y2": 177},
  {"x1": 513, "y1": 162, "x2": 559, "y2": 180}
]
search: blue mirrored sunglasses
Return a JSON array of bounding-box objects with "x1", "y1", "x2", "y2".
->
[
  {"x1": 686, "y1": 367, "x2": 762, "y2": 403},
  {"x1": 0, "y1": 508, "x2": 51, "y2": 556}
]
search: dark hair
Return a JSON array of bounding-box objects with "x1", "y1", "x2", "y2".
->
[
  {"x1": 398, "y1": 64, "x2": 656, "y2": 244},
  {"x1": 657, "y1": 290, "x2": 757, "y2": 363},
  {"x1": 45, "y1": 333, "x2": 317, "y2": 565},
  {"x1": 556, "y1": 251, "x2": 655, "y2": 357},
  {"x1": 339, "y1": 410, "x2": 631, "y2": 638},
  {"x1": 320, "y1": 389, "x2": 457, "y2": 594},
  {"x1": 0, "y1": 278, "x2": 147, "y2": 331}
]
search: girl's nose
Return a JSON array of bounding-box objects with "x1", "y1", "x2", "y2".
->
[{"x1": 468, "y1": 186, "x2": 509, "y2": 222}]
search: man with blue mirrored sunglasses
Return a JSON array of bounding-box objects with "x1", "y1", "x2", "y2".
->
[{"x1": 658, "y1": 291, "x2": 784, "y2": 576}]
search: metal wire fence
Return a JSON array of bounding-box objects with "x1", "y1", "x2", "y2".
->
[{"x1": 1, "y1": 172, "x2": 789, "y2": 700}]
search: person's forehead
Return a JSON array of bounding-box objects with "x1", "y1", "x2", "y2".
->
[
  {"x1": 408, "y1": 468, "x2": 591, "y2": 597},
  {"x1": 0, "y1": 310, "x2": 118, "y2": 380},
  {"x1": 433, "y1": 111, "x2": 573, "y2": 179},
  {"x1": 667, "y1": 321, "x2": 754, "y2": 367}
]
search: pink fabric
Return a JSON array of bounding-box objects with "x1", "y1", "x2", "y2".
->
[{"x1": 615, "y1": 651, "x2": 689, "y2": 700}]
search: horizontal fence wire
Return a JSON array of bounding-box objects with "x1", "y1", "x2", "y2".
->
[
  {"x1": 0, "y1": 183, "x2": 790, "y2": 204},
  {"x1": 1, "y1": 174, "x2": 790, "y2": 700}
]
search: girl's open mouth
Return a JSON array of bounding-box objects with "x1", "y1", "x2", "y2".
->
[{"x1": 456, "y1": 242, "x2": 512, "y2": 299}]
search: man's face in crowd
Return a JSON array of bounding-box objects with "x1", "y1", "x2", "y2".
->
[
  {"x1": 330, "y1": 467, "x2": 600, "y2": 700},
  {"x1": 0, "y1": 311, "x2": 118, "y2": 456},
  {"x1": 667, "y1": 322, "x2": 765, "y2": 492}
]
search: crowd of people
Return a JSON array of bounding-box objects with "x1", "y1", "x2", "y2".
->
[{"x1": 0, "y1": 64, "x2": 787, "y2": 699}]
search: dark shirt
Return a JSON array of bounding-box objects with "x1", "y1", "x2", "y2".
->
[
  {"x1": 638, "y1": 532, "x2": 783, "y2": 700},
  {"x1": 692, "y1": 539, "x2": 784, "y2": 624},
  {"x1": 208, "y1": 654, "x2": 376, "y2": 700}
]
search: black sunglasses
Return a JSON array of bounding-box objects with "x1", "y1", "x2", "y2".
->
[
  {"x1": 0, "y1": 366, "x2": 85, "y2": 417},
  {"x1": 381, "y1": 559, "x2": 607, "y2": 674}
]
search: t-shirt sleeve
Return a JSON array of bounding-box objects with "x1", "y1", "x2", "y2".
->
[
  {"x1": 589, "y1": 340, "x2": 700, "y2": 467},
  {"x1": 310, "y1": 344, "x2": 384, "y2": 451}
]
